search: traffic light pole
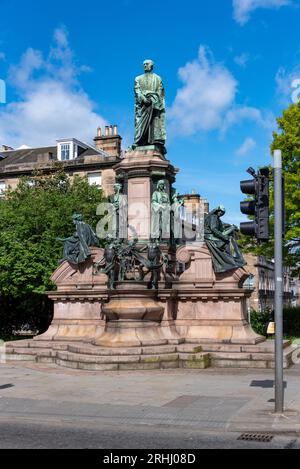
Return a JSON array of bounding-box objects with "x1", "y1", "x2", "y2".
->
[{"x1": 274, "y1": 150, "x2": 284, "y2": 414}]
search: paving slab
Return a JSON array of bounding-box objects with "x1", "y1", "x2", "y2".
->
[{"x1": 0, "y1": 362, "x2": 299, "y2": 436}]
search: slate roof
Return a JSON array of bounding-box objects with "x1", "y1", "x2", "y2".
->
[
  {"x1": 0, "y1": 147, "x2": 57, "y2": 168},
  {"x1": 0, "y1": 145, "x2": 115, "y2": 173}
]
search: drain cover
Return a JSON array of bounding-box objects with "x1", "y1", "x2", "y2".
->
[{"x1": 237, "y1": 433, "x2": 274, "y2": 443}]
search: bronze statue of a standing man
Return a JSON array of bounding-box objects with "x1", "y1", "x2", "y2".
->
[
  {"x1": 134, "y1": 60, "x2": 166, "y2": 153},
  {"x1": 151, "y1": 180, "x2": 170, "y2": 240}
]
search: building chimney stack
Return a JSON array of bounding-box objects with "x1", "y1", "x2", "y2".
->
[{"x1": 94, "y1": 125, "x2": 122, "y2": 158}]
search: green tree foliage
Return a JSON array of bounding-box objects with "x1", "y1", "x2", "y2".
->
[
  {"x1": 240, "y1": 102, "x2": 300, "y2": 276},
  {"x1": 0, "y1": 171, "x2": 105, "y2": 335},
  {"x1": 250, "y1": 307, "x2": 300, "y2": 339}
]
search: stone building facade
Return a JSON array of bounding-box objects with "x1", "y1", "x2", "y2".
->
[
  {"x1": 244, "y1": 253, "x2": 299, "y2": 311},
  {"x1": 181, "y1": 193, "x2": 209, "y2": 242},
  {"x1": 0, "y1": 126, "x2": 122, "y2": 198}
]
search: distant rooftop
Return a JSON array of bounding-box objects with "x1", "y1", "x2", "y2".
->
[{"x1": 0, "y1": 140, "x2": 113, "y2": 170}]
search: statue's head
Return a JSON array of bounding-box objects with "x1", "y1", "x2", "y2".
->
[
  {"x1": 72, "y1": 213, "x2": 83, "y2": 223},
  {"x1": 143, "y1": 59, "x2": 154, "y2": 73},
  {"x1": 114, "y1": 183, "x2": 122, "y2": 194},
  {"x1": 215, "y1": 205, "x2": 226, "y2": 217},
  {"x1": 157, "y1": 180, "x2": 166, "y2": 191}
]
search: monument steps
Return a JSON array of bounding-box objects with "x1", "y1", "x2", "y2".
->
[
  {"x1": 6, "y1": 340, "x2": 69, "y2": 351},
  {"x1": 179, "y1": 340, "x2": 291, "y2": 354},
  {"x1": 4, "y1": 340, "x2": 210, "y2": 370},
  {"x1": 208, "y1": 345, "x2": 294, "y2": 369},
  {"x1": 68, "y1": 343, "x2": 178, "y2": 356},
  {"x1": 4, "y1": 338, "x2": 295, "y2": 370}
]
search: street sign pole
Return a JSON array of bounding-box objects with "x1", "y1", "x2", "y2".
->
[{"x1": 274, "y1": 149, "x2": 284, "y2": 414}]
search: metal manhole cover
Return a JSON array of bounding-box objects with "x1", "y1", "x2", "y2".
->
[{"x1": 237, "y1": 433, "x2": 274, "y2": 443}]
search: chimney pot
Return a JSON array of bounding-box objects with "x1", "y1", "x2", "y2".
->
[{"x1": 93, "y1": 124, "x2": 122, "y2": 157}]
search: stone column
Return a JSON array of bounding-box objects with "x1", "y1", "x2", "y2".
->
[{"x1": 114, "y1": 148, "x2": 177, "y2": 241}]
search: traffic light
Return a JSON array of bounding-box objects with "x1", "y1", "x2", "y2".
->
[{"x1": 240, "y1": 167, "x2": 269, "y2": 242}]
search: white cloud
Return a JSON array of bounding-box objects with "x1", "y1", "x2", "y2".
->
[
  {"x1": 234, "y1": 53, "x2": 249, "y2": 68},
  {"x1": 233, "y1": 0, "x2": 292, "y2": 25},
  {"x1": 221, "y1": 106, "x2": 274, "y2": 136},
  {"x1": 169, "y1": 46, "x2": 273, "y2": 138},
  {"x1": 0, "y1": 28, "x2": 107, "y2": 148},
  {"x1": 169, "y1": 46, "x2": 238, "y2": 135},
  {"x1": 236, "y1": 137, "x2": 257, "y2": 155},
  {"x1": 9, "y1": 48, "x2": 44, "y2": 91}
]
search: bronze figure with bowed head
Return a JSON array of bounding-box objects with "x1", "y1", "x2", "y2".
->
[
  {"x1": 204, "y1": 205, "x2": 246, "y2": 273},
  {"x1": 57, "y1": 214, "x2": 99, "y2": 266}
]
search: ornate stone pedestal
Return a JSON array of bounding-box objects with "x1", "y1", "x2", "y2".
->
[
  {"x1": 95, "y1": 286, "x2": 167, "y2": 347},
  {"x1": 175, "y1": 243, "x2": 263, "y2": 345},
  {"x1": 5, "y1": 148, "x2": 300, "y2": 370},
  {"x1": 35, "y1": 248, "x2": 107, "y2": 342},
  {"x1": 5, "y1": 239, "x2": 299, "y2": 370},
  {"x1": 114, "y1": 148, "x2": 177, "y2": 240}
]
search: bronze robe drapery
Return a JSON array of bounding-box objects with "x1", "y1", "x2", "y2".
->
[
  {"x1": 204, "y1": 210, "x2": 246, "y2": 273},
  {"x1": 62, "y1": 221, "x2": 99, "y2": 265},
  {"x1": 151, "y1": 190, "x2": 170, "y2": 240},
  {"x1": 134, "y1": 72, "x2": 166, "y2": 147}
]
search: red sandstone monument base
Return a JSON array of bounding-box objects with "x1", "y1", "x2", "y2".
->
[
  {"x1": 5, "y1": 246, "x2": 297, "y2": 370},
  {"x1": 4, "y1": 148, "x2": 299, "y2": 370}
]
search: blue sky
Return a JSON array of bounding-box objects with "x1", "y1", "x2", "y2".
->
[{"x1": 0, "y1": 0, "x2": 299, "y2": 223}]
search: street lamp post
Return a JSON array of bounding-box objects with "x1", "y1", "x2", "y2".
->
[{"x1": 274, "y1": 149, "x2": 284, "y2": 414}]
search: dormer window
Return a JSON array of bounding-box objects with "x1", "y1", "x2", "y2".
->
[
  {"x1": 61, "y1": 144, "x2": 71, "y2": 161},
  {"x1": 57, "y1": 138, "x2": 91, "y2": 162}
]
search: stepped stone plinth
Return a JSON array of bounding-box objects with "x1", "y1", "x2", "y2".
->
[
  {"x1": 5, "y1": 243, "x2": 299, "y2": 370},
  {"x1": 4, "y1": 150, "x2": 300, "y2": 371},
  {"x1": 94, "y1": 284, "x2": 168, "y2": 348}
]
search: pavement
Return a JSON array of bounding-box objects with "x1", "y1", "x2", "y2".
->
[{"x1": 0, "y1": 360, "x2": 300, "y2": 449}]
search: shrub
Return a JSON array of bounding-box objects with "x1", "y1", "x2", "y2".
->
[
  {"x1": 250, "y1": 309, "x2": 272, "y2": 336},
  {"x1": 250, "y1": 307, "x2": 300, "y2": 338}
]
